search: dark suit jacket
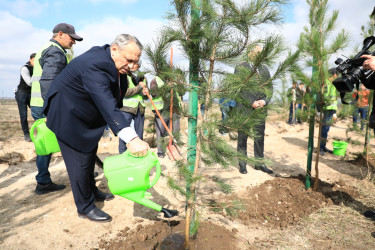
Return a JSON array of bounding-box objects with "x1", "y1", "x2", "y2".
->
[
  {"x1": 234, "y1": 62, "x2": 273, "y2": 114},
  {"x1": 43, "y1": 45, "x2": 129, "y2": 153}
]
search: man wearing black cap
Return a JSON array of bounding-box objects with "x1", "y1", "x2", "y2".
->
[
  {"x1": 30, "y1": 23, "x2": 83, "y2": 195},
  {"x1": 15, "y1": 53, "x2": 35, "y2": 142}
]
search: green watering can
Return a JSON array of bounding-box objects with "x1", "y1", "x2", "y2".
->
[
  {"x1": 103, "y1": 150, "x2": 178, "y2": 218},
  {"x1": 30, "y1": 118, "x2": 60, "y2": 156}
]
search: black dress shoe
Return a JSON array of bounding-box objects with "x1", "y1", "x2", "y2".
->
[
  {"x1": 255, "y1": 165, "x2": 273, "y2": 174},
  {"x1": 78, "y1": 207, "x2": 112, "y2": 222},
  {"x1": 35, "y1": 182, "x2": 66, "y2": 195},
  {"x1": 364, "y1": 210, "x2": 375, "y2": 219},
  {"x1": 94, "y1": 189, "x2": 115, "y2": 201},
  {"x1": 239, "y1": 166, "x2": 247, "y2": 174}
]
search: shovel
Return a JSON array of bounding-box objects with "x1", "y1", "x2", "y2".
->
[
  {"x1": 141, "y1": 83, "x2": 182, "y2": 161},
  {"x1": 166, "y1": 47, "x2": 182, "y2": 160}
]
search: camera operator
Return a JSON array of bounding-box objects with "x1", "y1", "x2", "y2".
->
[
  {"x1": 362, "y1": 54, "x2": 375, "y2": 71},
  {"x1": 360, "y1": 54, "x2": 375, "y2": 222}
]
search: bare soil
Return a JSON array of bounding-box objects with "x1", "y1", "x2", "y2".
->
[{"x1": 1, "y1": 100, "x2": 375, "y2": 250}]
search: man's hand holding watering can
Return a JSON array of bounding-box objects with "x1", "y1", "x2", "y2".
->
[{"x1": 127, "y1": 137, "x2": 149, "y2": 157}]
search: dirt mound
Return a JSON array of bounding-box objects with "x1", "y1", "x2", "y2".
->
[
  {"x1": 234, "y1": 176, "x2": 331, "y2": 228},
  {"x1": 98, "y1": 220, "x2": 236, "y2": 250},
  {"x1": 0, "y1": 152, "x2": 25, "y2": 165},
  {"x1": 97, "y1": 176, "x2": 362, "y2": 250},
  {"x1": 227, "y1": 176, "x2": 359, "y2": 229},
  {"x1": 350, "y1": 154, "x2": 375, "y2": 171}
]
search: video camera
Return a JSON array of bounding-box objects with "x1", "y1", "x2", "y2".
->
[{"x1": 332, "y1": 36, "x2": 375, "y2": 93}]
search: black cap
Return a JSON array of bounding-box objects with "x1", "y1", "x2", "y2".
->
[
  {"x1": 53, "y1": 23, "x2": 83, "y2": 41},
  {"x1": 30, "y1": 53, "x2": 36, "y2": 59}
]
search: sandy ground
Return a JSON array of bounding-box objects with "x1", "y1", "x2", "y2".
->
[{"x1": 0, "y1": 101, "x2": 374, "y2": 249}]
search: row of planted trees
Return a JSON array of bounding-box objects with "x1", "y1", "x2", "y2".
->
[{"x1": 141, "y1": 0, "x2": 374, "y2": 247}]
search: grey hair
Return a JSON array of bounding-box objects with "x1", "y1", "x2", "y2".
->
[{"x1": 111, "y1": 34, "x2": 143, "y2": 50}]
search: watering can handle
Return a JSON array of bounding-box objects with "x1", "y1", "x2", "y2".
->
[
  {"x1": 149, "y1": 153, "x2": 161, "y2": 188},
  {"x1": 30, "y1": 118, "x2": 45, "y2": 142}
]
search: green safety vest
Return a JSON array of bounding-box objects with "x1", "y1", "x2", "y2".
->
[
  {"x1": 151, "y1": 76, "x2": 182, "y2": 111},
  {"x1": 30, "y1": 41, "x2": 68, "y2": 107},
  {"x1": 324, "y1": 79, "x2": 338, "y2": 111},
  {"x1": 151, "y1": 76, "x2": 165, "y2": 111},
  {"x1": 122, "y1": 75, "x2": 146, "y2": 108}
]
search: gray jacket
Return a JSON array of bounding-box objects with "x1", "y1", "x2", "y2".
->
[{"x1": 39, "y1": 39, "x2": 68, "y2": 100}]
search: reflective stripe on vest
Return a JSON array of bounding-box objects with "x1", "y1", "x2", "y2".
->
[
  {"x1": 30, "y1": 41, "x2": 68, "y2": 107},
  {"x1": 123, "y1": 75, "x2": 146, "y2": 108},
  {"x1": 151, "y1": 76, "x2": 165, "y2": 111}
]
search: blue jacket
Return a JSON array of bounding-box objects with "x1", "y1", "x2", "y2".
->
[{"x1": 43, "y1": 45, "x2": 129, "y2": 152}]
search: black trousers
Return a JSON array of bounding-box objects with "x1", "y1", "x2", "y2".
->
[
  {"x1": 57, "y1": 137, "x2": 98, "y2": 214},
  {"x1": 237, "y1": 116, "x2": 265, "y2": 168},
  {"x1": 15, "y1": 89, "x2": 31, "y2": 135}
]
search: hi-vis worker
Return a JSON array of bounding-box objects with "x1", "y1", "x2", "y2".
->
[
  {"x1": 150, "y1": 76, "x2": 183, "y2": 158},
  {"x1": 30, "y1": 23, "x2": 83, "y2": 195},
  {"x1": 119, "y1": 63, "x2": 148, "y2": 153},
  {"x1": 319, "y1": 68, "x2": 339, "y2": 156}
]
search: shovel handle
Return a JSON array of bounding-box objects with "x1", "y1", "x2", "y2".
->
[
  {"x1": 142, "y1": 84, "x2": 175, "y2": 141},
  {"x1": 169, "y1": 47, "x2": 174, "y2": 146},
  {"x1": 169, "y1": 88, "x2": 173, "y2": 146}
]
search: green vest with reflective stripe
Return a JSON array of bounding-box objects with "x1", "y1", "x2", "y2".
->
[
  {"x1": 30, "y1": 41, "x2": 68, "y2": 107},
  {"x1": 122, "y1": 75, "x2": 146, "y2": 108},
  {"x1": 324, "y1": 79, "x2": 338, "y2": 111},
  {"x1": 151, "y1": 76, "x2": 165, "y2": 111}
]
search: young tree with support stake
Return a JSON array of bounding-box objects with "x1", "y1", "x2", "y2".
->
[
  {"x1": 148, "y1": 0, "x2": 298, "y2": 247},
  {"x1": 295, "y1": 0, "x2": 348, "y2": 191}
]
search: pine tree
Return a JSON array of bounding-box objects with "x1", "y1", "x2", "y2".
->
[
  {"x1": 295, "y1": 0, "x2": 348, "y2": 190},
  {"x1": 146, "y1": 0, "x2": 298, "y2": 246}
]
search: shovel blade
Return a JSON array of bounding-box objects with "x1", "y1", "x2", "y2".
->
[{"x1": 166, "y1": 145, "x2": 182, "y2": 161}]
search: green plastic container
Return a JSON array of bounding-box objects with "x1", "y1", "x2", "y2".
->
[
  {"x1": 332, "y1": 141, "x2": 348, "y2": 156},
  {"x1": 103, "y1": 150, "x2": 162, "y2": 212},
  {"x1": 30, "y1": 118, "x2": 60, "y2": 155}
]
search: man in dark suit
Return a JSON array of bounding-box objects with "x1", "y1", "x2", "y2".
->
[
  {"x1": 43, "y1": 34, "x2": 149, "y2": 222},
  {"x1": 236, "y1": 46, "x2": 274, "y2": 175}
]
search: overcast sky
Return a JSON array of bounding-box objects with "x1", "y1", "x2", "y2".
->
[{"x1": 0, "y1": 0, "x2": 372, "y2": 97}]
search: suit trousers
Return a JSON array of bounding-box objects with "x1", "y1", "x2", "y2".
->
[
  {"x1": 57, "y1": 137, "x2": 97, "y2": 214},
  {"x1": 237, "y1": 116, "x2": 266, "y2": 168}
]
